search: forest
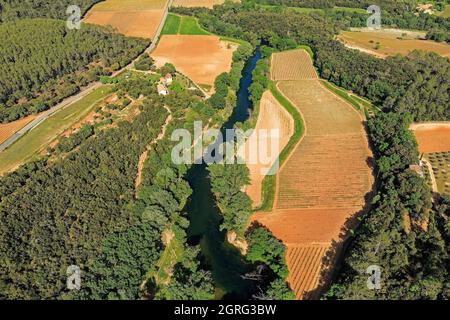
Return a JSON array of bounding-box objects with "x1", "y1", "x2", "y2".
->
[
  {"x1": 0, "y1": 18, "x2": 149, "y2": 123},
  {"x1": 0, "y1": 0, "x2": 100, "y2": 22},
  {"x1": 173, "y1": 1, "x2": 450, "y2": 299}
]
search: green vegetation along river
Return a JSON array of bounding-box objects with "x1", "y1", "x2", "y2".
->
[{"x1": 185, "y1": 49, "x2": 262, "y2": 299}]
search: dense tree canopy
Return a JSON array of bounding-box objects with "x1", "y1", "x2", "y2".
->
[
  {"x1": 0, "y1": 0, "x2": 100, "y2": 22},
  {"x1": 0, "y1": 18, "x2": 148, "y2": 122}
]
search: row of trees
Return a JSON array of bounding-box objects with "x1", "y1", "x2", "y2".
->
[{"x1": 0, "y1": 18, "x2": 149, "y2": 123}]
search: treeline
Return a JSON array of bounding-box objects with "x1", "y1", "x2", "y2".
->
[
  {"x1": 249, "y1": 0, "x2": 450, "y2": 33},
  {"x1": 327, "y1": 113, "x2": 449, "y2": 299},
  {"x1": 0, "y1": 19, "x2": 149, "y2": 123},
  {"x1": 0, "y1": 0, "x2": 100, "y2": 22}
]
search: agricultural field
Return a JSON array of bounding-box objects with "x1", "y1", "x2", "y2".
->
[
  {"x1": 338, "y1": 29, "x2": 450, "y2": 58},
  {"x1": 0, "y1": 115, "x2": 36, "y2": 144},
  {"x1": 253, "y1": 49, "x2": 373, "y2": 299},
  {"x1": 83, "y1": 0, "x2": 168, "y2": 39},
  {"x1": 271, "y1": 49, "x2": 318, "y2": 81},
  {"x1": 0, "y1": 87, "x2": 112, "y2": 175},
  {"x1": 162, "y1": 14, "x2": 210, "y2": 35},
  {"x1": 151, "y1": 35, "x2": 237, "y2": 89},
  {"x1": 172, "y1": 0, "x2": 231, "y2": 8},
  {"x1": 412, "y1": 123, "x2": 450, "y2": 195},
  {"x1": 240, "y1": 91, "x2": 294, "y2": 208}
]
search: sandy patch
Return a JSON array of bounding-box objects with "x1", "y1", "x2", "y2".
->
[
  {"x1": 151, "y1": 35, "x2": 236, "y2": 87},
  {"x1": 173, "y1": 0, "x2": 234, "y2": 8}
]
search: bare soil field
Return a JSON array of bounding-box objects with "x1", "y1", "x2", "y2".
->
[
  {"x1": 173, "y1": 0, "x2": 235, "y2": 8},
  {"x1": 0, "y1": 115, "x2": 36, "y2": 144},
  {"x1": 240, "y1": 91, "x2": 294, "y2": 207},
  {"x1": 411, "y1": 123, "x2": 450, "y2": 153},
  {"x1": 271, "y1": 50, "x2": 318, "y2": 80},
  {"x1": 151, "y1": 35, "x2": 237, "y2": 88},
  {"x1": 338, "y1": 30, "x2": 450, "y2": 58},
  {"x1": 252, "y1": 49, "x2": 373, "y2": 299},
  {"x1": 84, "y1": 0, "x2": 168, "y2": 39}
]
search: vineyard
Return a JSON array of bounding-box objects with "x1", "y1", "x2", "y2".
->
[
  {"x1": 253, "y1": 49, "x2": 373, "y2": 299},
  {"x1": 270, "y1": 49, "x2": 318, "y2": 81},
  {"x1": 241, "y1": 91, "x2": 294, "y2": 208},
  {"x1": 84, "y1": 0, "x2": 168, "y2": 39}
]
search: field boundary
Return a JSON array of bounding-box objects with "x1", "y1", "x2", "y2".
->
[{"x1": 258, "y1": 81, "x2": 305, "y2": 212}]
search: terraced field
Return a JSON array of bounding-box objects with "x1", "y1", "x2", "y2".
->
[
  {"x1": 253, "y1": 49, "x2": 373, "y2": 299},
  {"x1": 270, "y1": 50, "x2": 318, "y2": 81}
]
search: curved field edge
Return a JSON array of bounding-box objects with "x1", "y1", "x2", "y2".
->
[{"x1": 257, "y1": 81, "x2": 305, "y2": 211}]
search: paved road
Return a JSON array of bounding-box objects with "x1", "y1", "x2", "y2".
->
[{"x1": 0, "y1": 0, "x2": 173, "y2": 153}]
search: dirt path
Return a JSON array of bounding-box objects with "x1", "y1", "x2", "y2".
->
[
  {"x1": 135, "y1": 106, "x2": 172, "y2": 190},
  {"x1": 423, "y1": 158, "x2": 439, "y2": 193}
]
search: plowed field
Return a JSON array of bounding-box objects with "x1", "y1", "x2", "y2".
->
[
  {"x1": 151, "y1": 35, "x2": 237, "y2": 88},
  {"x1": 271, "y1": 50, "x2": 317, "y2": 81},
  {"x1": 84, "y1": 0, "x2": 168, "y2": 39}
]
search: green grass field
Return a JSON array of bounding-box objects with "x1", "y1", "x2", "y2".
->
[
  {"x1": 161, "y1": 13, "x2": 181, "y2": 35},
  {"x1": 161, "y1": 14, "x2": 210, "y2": 35},
  {"x1": 0, "y1": 86, "x2": 113, "y2": 175}
]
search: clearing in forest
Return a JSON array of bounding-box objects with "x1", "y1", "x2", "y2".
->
[
  {"x1": 411, "y1": 123, "x2": 450, "y2": 196},
  {"x1": 151, "y1": 35, "x2": 237, "y2": 89},
  {"x1": 0, "y1": 115, "x2": 36, "y2": 144},
  {"x1": 84, "y1": 0, "x2": 168, "y2": 39},
  {"x1": 252, "y1": 49, "x2": 373, "y2": 300},
  {"x1": 270, "y1": 49, "x2": 318, "y2": 81},
  {"x1": 240, "y1": 91, "x2": 294, "y2": 208},
  {"x1": 338, "y1": 29, "x2": 450, "y2": 58}
]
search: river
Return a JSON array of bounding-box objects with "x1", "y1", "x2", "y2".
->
[{"x1": 184, "y1": 48, "x2": 262, "y2": 299}]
